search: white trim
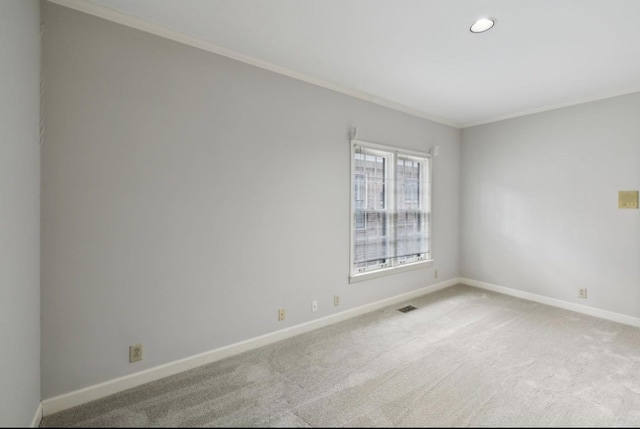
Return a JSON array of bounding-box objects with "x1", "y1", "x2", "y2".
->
[
  {"x1": 349, "y1": 138, "x2": 356, "y2": 277},
  {"x1": 460, "y1": 278, "x2": 640, "y2": 328},
  {"x1": 349, "y1": 139, "x2": 432, "y2": 280},
  {"x1": 349, "y1": 259, "x2": 434, "y2": 283},
  {"x1": 44, "y1": 1, "x2": 640, "y2": 130},
  {"x1": 41, "y1": 277, "x2": 460, "y2": 416},
  {"x1": 30, "y1": 402, "x2": 43, "y2": 428},
  {"x1": 45, "y1": 0, "x2": 459, "y2": 129},
  {"x1": 462, "y1": 87, "x2": 640, "y2": 128},
  {"x1": 41, "y1": 277, "x2": 640, "y2": 417},
  {"x1": 351, "y1": 139, "x2": 431, "y2": 159}
]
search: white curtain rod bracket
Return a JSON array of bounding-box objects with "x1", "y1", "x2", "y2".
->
[{"x1": 350, "y1": 126, "x2": 359, "y2": 140}]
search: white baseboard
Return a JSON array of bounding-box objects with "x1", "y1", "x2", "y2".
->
[
  {"x1": 31, "y1": 402, "x2": 42, "y2": 428},
  {"x1": 41, "y1": 277, "x2": 460, "y2": 416},
  {"x1": 460, "y1": 277, "x2": 640, "y2": 328},
  {"x1": 39, "y1": 277, "x2": 640, "y2": 417}
]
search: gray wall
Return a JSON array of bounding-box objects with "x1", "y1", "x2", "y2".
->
[
  {"x1": 461, "y1": 92, "x2": 640, "y2": 317},
  {"x1": 41, "y1": 3, "x2": 461, "y2": 399},
  {"x1": 0, "y1": 0, "x2": 41, "y2": 425}
]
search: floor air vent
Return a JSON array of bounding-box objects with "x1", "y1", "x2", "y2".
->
[{"x1": 397, "y1": 305, "x2": 417, "y2": 313}]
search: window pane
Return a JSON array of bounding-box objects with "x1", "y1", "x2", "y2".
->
[
  {"x1": 397, "y1": 157, "x2": 428, "y2": 263},
  {"x1": 354, "y1": 151, "x2": 389, "y2": 270}
]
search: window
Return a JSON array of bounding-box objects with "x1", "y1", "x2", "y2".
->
[{"x1": 350, "y1": 139, "x2": 432, "y2": 281}]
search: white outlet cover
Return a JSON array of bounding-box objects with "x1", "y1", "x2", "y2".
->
[
  {"x1": 312, "y1": 300, "x2": 318, "y2": 312},
  {"x1": 129, "y1": 344, "x2": 143, "y2": 363}
]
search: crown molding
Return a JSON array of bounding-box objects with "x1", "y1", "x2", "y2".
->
[
  {"x1": 46, "y1": 0, "x2": 460, "y2": 129},
  {"x1": 462, "y1": 87, "x2": 640, "y2": 128}
]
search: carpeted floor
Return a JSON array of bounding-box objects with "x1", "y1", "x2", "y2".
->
[{"x1": 41, "y1": 284, "x2": 640, "y2": 427}]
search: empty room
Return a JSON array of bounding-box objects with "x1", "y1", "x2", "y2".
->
[{"x1": 3, "y1": 0, "x2": 640, "y2": 427}]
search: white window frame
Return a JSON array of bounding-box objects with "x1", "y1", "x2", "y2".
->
[{"x1": 349, "y1": 139, "x2": 433, "y2": 283}]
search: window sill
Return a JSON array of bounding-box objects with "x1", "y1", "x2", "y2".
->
[{"x1": 349, "y1": 259, "x2": 434, "y2": 284}]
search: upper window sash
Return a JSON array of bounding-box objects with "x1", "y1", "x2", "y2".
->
[{"x1": 351, "y1": 139, "x2": 431, "y2": 159}]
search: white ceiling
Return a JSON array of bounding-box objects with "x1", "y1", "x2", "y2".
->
[{"x1": 60, "y1": 0, "x2": 640, "y2": 127}]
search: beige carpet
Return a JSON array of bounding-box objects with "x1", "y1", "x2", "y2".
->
[{"x1": 41, "y1": 284, "x2": 640, "y2": 427}]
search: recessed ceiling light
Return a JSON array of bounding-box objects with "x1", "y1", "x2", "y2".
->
[{"x1": 470, "y1": 17, "x2": 495, "y2": 33}]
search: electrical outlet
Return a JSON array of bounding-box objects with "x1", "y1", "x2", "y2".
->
[
  {"x1": 434, "y1": 269, "x2": 438, "y2": 279},
  {"x1": 334, "y1": 295, "x2": 340, "y2": 306},
  {"x1": 312, "y1": 300, "x2": 318, "y2": 312},
  {"x1": 278, "y1": 308, "x2": 286, "y2": 321},
  {"x1": 129, "y1": 344, "x2": 143, "y2": 363},
  {"x1": 578, "y1": 288, "x2": 587, "y2": 299}
]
